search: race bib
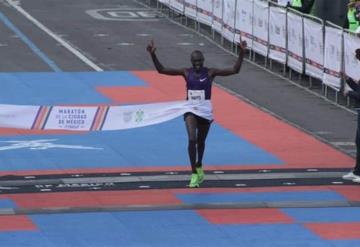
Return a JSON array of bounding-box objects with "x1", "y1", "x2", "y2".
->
[{"x1": 188, "y1": 90, "x2": 205, "y2": 101}]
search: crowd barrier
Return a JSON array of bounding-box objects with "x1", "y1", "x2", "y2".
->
[{"x1": 150, "y1": 0, "x2": 360, "y2": 105}]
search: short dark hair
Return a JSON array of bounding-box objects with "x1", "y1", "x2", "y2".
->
[{"x1": 191, "y1": 50, "x2": 204, "y2": 59}]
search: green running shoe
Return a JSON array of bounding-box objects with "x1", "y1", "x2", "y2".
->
[
  {"x1": 196, "y1": 167, "x2": 205, "y2": 184},
  {"x1": 189, "y1": 173, "x2": 199, "y2": 188}
]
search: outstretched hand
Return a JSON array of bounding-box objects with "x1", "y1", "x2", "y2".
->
[
  {"x1": 146, "y1": 40, "x2": 156, "y2": 54},
  {"x1": 238, "y1": 35, "x2": 247, "y2": 52},
  {"x1": 239, "y1": 40, "x2": 247, "y2": 51}
]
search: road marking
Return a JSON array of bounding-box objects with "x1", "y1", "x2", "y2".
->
[
  {"x1": 177, "y1": 42, "x2": 193, "y2": 46},
  {"x1": 6, "y1": 0, "x2": 103, "y2": 71},
  {"x1": 86, "y1": 8, "x2": 161, "y2": 22},
  {"x1": 0, "y1": 139, "x2": 103, "y2": 151},
  {"x1": 331, "y1": 181, "x2": 344, "y2": 184},
  {"x1": 307, "y1": 169, "x2": 318, "y2": 172},
  {"x1": 314, "y1": 131, "x2": 332, "y2": 135},
  {"x1": 117, "y1": 42, "x2": 135, "y2": 46},
  {"x1": 213, "y1": 171, "x2": 224, "y2": 174},
  {"x1": 259, "y1": 169, "x2": 271, "y2": 173},
  {"x1": 0, "y1": 10, "x2": 61, "y2": 71},
  {"x1": 331, "y1": 142, "x2": 355, "y2": 146},
  {"x1": 136, "y1": 33, "x2": 151, "y2": 36},
  {"x1": 94, "y1": 33, "x2": 109, "y2": 37}
]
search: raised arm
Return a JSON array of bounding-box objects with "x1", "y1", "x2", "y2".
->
[
  {"x1": 345, "y1": 77, "x2": 359, "y2": 91},
  {"x1": 208, "y1": 40, "x2": 247, "y2": 79},
  {"x1": 147, "y1": 40, "x2": 185, "y2": 76}
]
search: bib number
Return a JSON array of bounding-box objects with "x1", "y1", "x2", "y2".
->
[{"x1": 188, "y1": 90, "x2": 205, "y2": 101}]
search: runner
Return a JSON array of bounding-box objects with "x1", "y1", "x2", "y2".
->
[{"x1": 147, "y1": 39, "x2": 247, "y2": 187}]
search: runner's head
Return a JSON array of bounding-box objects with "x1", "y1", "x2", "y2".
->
[
  {"x1": 191, "y1": 50, "x2": 204, "y2": 72},
  {"x1": 356, "y1": 48, "x2": 360, "y2": 61}
]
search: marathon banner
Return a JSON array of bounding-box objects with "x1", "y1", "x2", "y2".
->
[
  {"x1": 184, "y1": 0, "x2": 197, "y2": 19},
  {"x1": 170, "y1": 0, "x2": 185, "y2": 14},
  {"x1": 253, "y1": 0, "x2": 269, "y2": 57},
  {"x1": 212, "y1": 0, "x2": 223, "y2": 33},
  {"x1": 268, "y1": 5, "x2": 286, "y2": 64},
  {"x1": 287, "y1": 11, "x2": 304, "y2": 74},
  {"x1": 222, "y1": 0, "x2": 236, "y2": 42},
  {"x1": 304, "y1": 18, "x2": 324, "y2": 80},
  {"x1": 0, "y1": 101, "x2": 213, "y2": 131},
  {"x1": 344, "y1": 31, "x2": 360, "y2": 81},
  {"x1": 323, "y1": 25, "x2": 343, "y2": 91},
  {"x1": 196, "y1": 0, "x2": 212, "y2": 26},
  {"x1": 235, "y1": 0, "x2": 253, "y2": 49}
]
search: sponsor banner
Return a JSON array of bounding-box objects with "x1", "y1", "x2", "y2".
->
[
  {"x1": 269, "y1": 6, "x2": 286, "y2": 64},
  {"x1": 212, "y1": 0, "x2": 223, "y2": 33},
  {"x1": 0, "y1": 104, "x2": 39, "y2": 129},
  {"x1": 196, "y1": 0, "x2": 212, "y2": 26},
  {"x1": 253, "y1": 0, "x2": 269, "y2": 56},
  {"x1": 184, "y1": 0, "x2": 197, "y2": 19},
  {"x1": 235, "y1": 0, "x2": 253, "y2": 49},
  {"x1": 222, "y1": 0, "x2": 236, "y2": 42},
  {"x1": 287, "y1": 11, "x2": 304, "y2": 73},
  {"x1": 0, "y1": 101, "x2": 213, "y2": 131},
  {"x1": 344, "y1": 32, "x2": 360, "y2": 81},
  {"x1": 304, "y1": 18, "x2": 324, "y2": 80},
  {"x1": 170, "y1": 0, "x2": 185, "y2": 14},
  {"x1": 323, "y1": 26, "x2": 343, "y2": 91},
  {"x1": 44, "y1": 106, "x2": 99, "y2": 131}
]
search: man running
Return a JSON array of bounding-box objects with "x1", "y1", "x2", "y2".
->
[{"x1": 147, "y1": 39, "x2": 247, "y2": 187}]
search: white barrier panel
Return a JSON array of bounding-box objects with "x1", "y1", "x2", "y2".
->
[
  {"x1": 222, "y1": 0, "x2": 236, "y2": 42},
  {"x1": 212, "y1": 0, "x2": 223, "y2": 33},
  {"x1": 185, "y1": 0, "x2": 197, "y2": 19},
  {"x1": 170, "y1": 0, "x2": 185, "y2": 14},
  {"x1": 344, "y1": 32, "x2": 360, "y2": 81},
  {"x1": 304, "y1": 18, "x2": 324, "y2": 80},
  {"x1": 287, "y1": 12, "x2": 304, "y2": 73},
  {"x1": 196, "y1": 0, "x2": 212, "y2": 26},
  {"x1": 235, "y1": 0, "x2": 253, "y2": 49},
  {"x1": 269, "y1": 6, "x2": 286, "y2": 64},
  {"x1": 323, "y1": 26, "x2": 342, "y2": 91},
  {"x1": 253, "y1": 0, "x2": 269, "y2": 56},
  {"x1": 159, "y1": 0, "x2": 171, "y2": 6}
]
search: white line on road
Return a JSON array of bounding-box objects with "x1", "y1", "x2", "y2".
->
[
  {"x1": 6, "y1": 0, "x2": 104, "y2": 71},
  {"x1": 331, "y1": 142, "x2": 355, "y2": 146}
]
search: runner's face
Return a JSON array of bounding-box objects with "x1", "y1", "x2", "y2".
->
[{"x1": 191, "y1": 52, "x2": 204, "y2": 72}]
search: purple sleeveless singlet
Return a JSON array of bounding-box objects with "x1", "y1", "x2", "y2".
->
[{"x1": 185, "y1": 67, "x2": 212, "y2": 100}]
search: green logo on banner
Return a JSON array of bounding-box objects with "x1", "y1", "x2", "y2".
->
[{"x1": 135, "y1": 110, "x2": 144, "y2": 122}]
